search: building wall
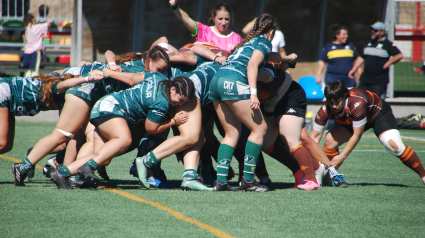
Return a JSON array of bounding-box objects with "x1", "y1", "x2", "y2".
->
[{"x1": 81, "y1": 0, "x2": 385, "y2": 79}]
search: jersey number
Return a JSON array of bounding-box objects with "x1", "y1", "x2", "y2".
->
[{"x1": 232, "y1": 47, "x2": 245, "y2": 60}]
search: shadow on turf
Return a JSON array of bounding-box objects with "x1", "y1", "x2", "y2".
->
[
  {"x1": 348, "y1": 182, "x2": 410, "y2": 188},
  {"x1": 94, "y1": 179, "x2": 296, "y2": 191}
]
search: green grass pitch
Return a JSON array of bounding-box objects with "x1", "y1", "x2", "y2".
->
[{"x1": 1, "y1": 121, "x2": 424, "y2": 237}]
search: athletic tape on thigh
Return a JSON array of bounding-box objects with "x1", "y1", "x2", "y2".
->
[
  {"x1": 55, "y1": 128, "x2": 74, "y2": 139},
  {"x1": 86, "y1": 130, "x2": 94, "y2": 137},
  {"x1": 379, "y1": 129, "x2": 405, "y2": 157}
]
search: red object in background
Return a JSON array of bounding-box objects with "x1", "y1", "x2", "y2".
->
[
  {"x1": 45, "y1": 31, "x2": 52, "y2": 40},
  {"x1": 55, "y1": 55, "x2": 70, "y2": 63},
  {"x1": 394, "y1": 2, "x2": 424, "y2": 62}
]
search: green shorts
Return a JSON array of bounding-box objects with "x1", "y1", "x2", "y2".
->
[
  {"x1": 208, "y1": 76, "x2": 250, "y2": 102},
  {"x1": 90, "y1": 95, "x2": 139, "y2": 128},
  {"x1": 66, "y1": 82, "x2": 102, "y2": 104}
]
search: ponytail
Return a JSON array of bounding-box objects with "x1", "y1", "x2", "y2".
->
[{"x1": 230, "y1": 14, "x2": 276, "y2": 55}]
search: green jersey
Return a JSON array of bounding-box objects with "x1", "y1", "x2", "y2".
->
[
  {"x1": 90, "y1": 72, "x2": 170, "y2": 128},
  {"x1": 60, "y1": 61, "x2": 106, "y2": 76},
  {"x1": 120, "y1": 59, "x2": 146, "y2": 73},
  {"x1": 215, "y1": 35, "x2": 272, "y2": 84},
  {"x1": 168, "y1": 54, "x2": 205, "y2": 78},
  {"x1": 0, "y1": 76, "x2": 63, "y2": 116},
  {"x1": 178, "y1": 61, "x2": 220, "y2": 107}
]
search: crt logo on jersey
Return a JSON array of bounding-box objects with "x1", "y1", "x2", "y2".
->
[{"x1": 224, "y1": 81, "x2": 234, "y2": 90}]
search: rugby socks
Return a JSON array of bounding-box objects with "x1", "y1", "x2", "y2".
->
[
  {"x1": 243, "y1": 141, "x2": 262, "y2": 182},
  {"x1": 216, "y1": 144, "x2": 234, "y2": 183},
  {"x1": 291, "y1": 145, "x2": 316, "y2": 182},
  {"x1": 20, "y1": 157, "x2": 34, "y2": 173},
  {"x1": 143, "y1": 151, "x2": 159, "y2": 169},
  {"x1": 324, "y1": 147, "x2": 339, "y2": 161},
  {"x1": 58, "y1": 165, "x2": 71, "y2": 177},
  {"x1": 327, "y1": 166, "x2": 339, "y2": 178},
  {"x1": 85, "y1": 159, "x2": 99, "y2": 169},
  {"x1": 398, "y1": 146, "x2": 425, "y2": 178},
  {"x1": 183, "y1": 169, "x2": 198, "y2": 180},
  {"x1": 265, "y1": 141, "x2": 299, "y2": 174}
]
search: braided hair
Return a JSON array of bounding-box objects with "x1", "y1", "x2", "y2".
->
[
  {"x1": 143, "y1": 46, "x2": 170, "y2": 72},
  {"x1": 230, "y1": 14, "x2": 276, "y2": 55},
  {"x1": 34, "y1": 73, "x2": 75, "y2": 109},
  {"x1": 158, "y1": 76, "x2": 195, "y2": 104}
]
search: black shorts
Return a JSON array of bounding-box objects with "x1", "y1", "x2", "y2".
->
[
  {"x1": 90, "y1": 114, "x2": 124, "y2": 128},
  {"x1": 337, "y1": 101, "x2": 398, "y2": 137},
  {"x1": 263, "y1": 81, "x2": 307, "y2": 118}
]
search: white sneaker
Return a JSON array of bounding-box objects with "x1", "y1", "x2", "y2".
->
[{"x1": 314, "y1": 163, "x2": 326, "y2": 186}]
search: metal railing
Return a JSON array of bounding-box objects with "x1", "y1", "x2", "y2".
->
[{"x1": 1, "y1": 0, "x2": 72, "y2": 22}]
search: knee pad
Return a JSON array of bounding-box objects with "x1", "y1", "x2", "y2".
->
[
  {"x1": 55, "y1": 128, "x2": 74, "y2": 139},
  {"x1": 379, "y1": 129, "x2": 405, "y2": 157}
]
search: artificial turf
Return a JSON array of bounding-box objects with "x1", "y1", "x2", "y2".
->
[{"x1": 0, "y1": 121, "x2": 424, "y2": 237}]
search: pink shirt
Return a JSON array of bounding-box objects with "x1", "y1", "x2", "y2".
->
[
  {"x1": 193, "y1": 22, "x2": 242, "y2": 52},
  {"x1": 24, "y1": 23, "x2": 49, "y2": 54}
]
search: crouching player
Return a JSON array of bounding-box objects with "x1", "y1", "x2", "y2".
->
[{"x1": 310, "y1": 81, "x2": 425, "y2": 185}]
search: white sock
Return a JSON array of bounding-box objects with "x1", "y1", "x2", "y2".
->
[
  {"x1": 328, "y1": 166, "x2": 339, "y2": 177},
  {"x1": 422, "y1": 176, "x2": 425, "y2": 184}
]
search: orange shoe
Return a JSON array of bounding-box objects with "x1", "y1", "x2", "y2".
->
[{"x1": 413, "y1": 67, "x2": 424, "y2": 75}]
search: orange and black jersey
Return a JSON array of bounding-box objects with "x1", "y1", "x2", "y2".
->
[
  {"x1": 313, "y1": 88, "x2": 383, "y2": 131},
  {"x1": 257, "y1": 62, "x2": 285, "y2": 100}
]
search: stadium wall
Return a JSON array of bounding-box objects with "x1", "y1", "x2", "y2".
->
[{"x1": 80, "y1": 0, "x2": 386, "y2": 73}]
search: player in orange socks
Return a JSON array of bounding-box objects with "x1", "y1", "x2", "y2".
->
[{"x1": 311, "y1": 81, "x2": 425, "y2": 185}]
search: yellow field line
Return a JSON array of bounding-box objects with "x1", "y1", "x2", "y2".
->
[
  {"x1": 0, "y1": 155, "x2": 44, "y2": 169},
  {"x1": 99, "y1": 186, "x2": 235, "y2": 238},
  {"x1": 1, "y1": 155, "x2": 235, "y2": 238}
]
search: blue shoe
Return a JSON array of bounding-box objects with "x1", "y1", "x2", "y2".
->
[
  {"x1": 332, "y1": 174, "x2": 349, "y2": 188},
  {"x1": 148, "y1": 176, "x2": 173, "y2": 189}
]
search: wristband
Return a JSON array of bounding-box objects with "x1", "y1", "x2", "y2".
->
[
  {"x1": 172, "y1": 118, "x2": 177, "y2": 124},
  {"x1": 250, "y1": 88, "x2": 257, "y2": 95},
  {"x1": 108, "y1": 62, "x2": 116, "y2": 66},
  {"x1": 85, "y1": 76, "x2": 90, "y2": 82},
  {"x1": 213, "y1": 56, "x2": 218, "y2": 62},
  {"x1": 171, "y1": 4, "x2": 178, "y2": 10}
]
